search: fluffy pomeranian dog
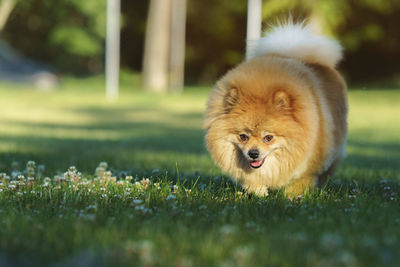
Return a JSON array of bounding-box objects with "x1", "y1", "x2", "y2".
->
[{"x1": 204, "y1": 22, "x2": 348, "y2": 197}]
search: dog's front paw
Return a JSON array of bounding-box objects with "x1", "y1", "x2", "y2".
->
[{"x1": 250, "y1": 186, "x2": 269, "y2": 197}]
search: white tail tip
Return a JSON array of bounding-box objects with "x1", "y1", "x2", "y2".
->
[{"x1": 247, "y1": 21, "x2": 343, "y2": 68}]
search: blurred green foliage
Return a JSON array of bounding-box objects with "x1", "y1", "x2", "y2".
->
[
  {"x1": 185, "y1": 0, "x2": 247, "y2": 83},
  {"x1": 3, "y1": 0, "x2": 106, "y2": 74},
  {"x1": 2, "y1": 0, "x2": 400, "y2": 84}
]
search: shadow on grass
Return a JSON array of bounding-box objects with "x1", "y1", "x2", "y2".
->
[
  {"x1": 344, "y1": 139, "x2": 400, "y2": 172},
  {"x1": 0, "y1": 105, "x2": 210, "y2": 175},
  {"x1": 1, "y1": 104, "x2": 399, "y2": 182}
]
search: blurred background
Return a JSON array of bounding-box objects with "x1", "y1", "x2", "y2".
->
[
  {"x1": 0, "y1": 0, "x2": 399, "y2": 176},
  {"x1": 0, "y1": 0, "x2": 399, "y2": 89}
]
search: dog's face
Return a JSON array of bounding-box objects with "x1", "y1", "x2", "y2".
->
[
  {"x1": 222, "y1": 87, "x2": 304, "y2": 173},
  {"x1": 234, "y1": 130, "x2": 279, "y2": 169}
]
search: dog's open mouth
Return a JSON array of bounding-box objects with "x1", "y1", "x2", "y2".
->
[{"x1": 249, "y1": 158, "x2": 264, "y2": 169}]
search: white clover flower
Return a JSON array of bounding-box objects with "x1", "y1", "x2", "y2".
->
[
  {"x1": 141, "y1": 178, "x2": 150, "y2": 189},
  {"x1": 43, "y1": 182, "x2": 50, "y2": 187},
  {"x1": 0, "y1": 189, "x2": 3, "y2": 193},
  {"x1": 11, "y1": 171, "x2": 20, "y2": 179},
  {"x1": 68, "y1": 166, "x2": 77, "y2": 173},
  {"x1": 26, "y1": 161, "x2": 36, "y2": 168},
  {"x1": 8, "y1": 184, "x2": 16, "y2": 189},
  {"x1": 53, "y1": 175, "x2": 64, "y2": 183},
  {"x1": 79, "y1": 180, "x2": 89, "y2": 186},
  {"x1": 171, "y1": 185, "x2": 179, "y2": 194},
  {"x1": 95, "y1": 167, "x2": 106, "y2": 177},
  {"x1": 153, "y1": 183, "x2": 161, "y2": 190},
  {"x1": 125, "y1": 176, "x2": 133, "y2": 182},
  {"x1": 26, "y1": 161, "x2": 36, "y2": 177},
  {"x1": 99, "y1": 162, "x2": 108, "y2": 169},
  {"x1": 101, "y1": 194, "x2": 107, "y2": 198},
  {"x1": 64, "y1": 166, "x2": 81, "y2": 181}
]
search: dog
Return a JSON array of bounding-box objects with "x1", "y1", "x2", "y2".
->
[{"x1": 204, "y1": 22, "x2": 348, "y2": 197}]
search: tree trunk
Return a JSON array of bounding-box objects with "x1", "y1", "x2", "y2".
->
[
  {"x1": 142, "y1": 0, "x2": 172, "y2": 93},
  {"x1": 0, "y1": 0, "x2": 15, "y2": 32}
]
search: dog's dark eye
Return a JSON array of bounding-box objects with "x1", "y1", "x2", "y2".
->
[
  {"x1": 264, "y1": 135, "x2": 274, "y2": 142},
  {"x1": 239, "y1": 134, "x2": 249, "y2": 142}
]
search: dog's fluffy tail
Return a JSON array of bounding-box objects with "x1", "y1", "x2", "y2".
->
[{"x1": 247, "y1": 22, "x2": 342, "y2": 68}]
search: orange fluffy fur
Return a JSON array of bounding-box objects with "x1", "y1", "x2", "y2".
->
[{"x1": 204, "y1": 24, "x2": 347, "y2": 197}]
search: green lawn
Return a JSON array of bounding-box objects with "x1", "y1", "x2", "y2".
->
[{"x1": 0, "y1": 78, "x2": 399, "y2": 266}]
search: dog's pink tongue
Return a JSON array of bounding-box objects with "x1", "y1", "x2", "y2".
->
[{"x1": 250, "y1": 160, "x2": 263, "y2": 168}]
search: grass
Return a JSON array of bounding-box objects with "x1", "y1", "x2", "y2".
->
[{"x1": 0, "y1": 77, "x2": 399, "y2": 266}]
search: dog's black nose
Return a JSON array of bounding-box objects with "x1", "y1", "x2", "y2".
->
[{"x1": 248, "y1": 149, "x2": 259, "y2": 159}]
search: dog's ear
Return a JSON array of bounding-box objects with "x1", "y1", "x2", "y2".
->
[
  {"x1": 223, "y1": 87, "x2": 239, "y2": 112},
  {"x1": 273, "y1": 90, "x2": 292, "y2": 110}
]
